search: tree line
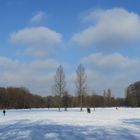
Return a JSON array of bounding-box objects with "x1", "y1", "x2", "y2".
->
[
  {"x1": 0, "y1": 86, "x2": 125, "y2": 109},
  {"x1": 0, "y1": 87, "x2": 46, "y2": 109},
  {"x1": 0, "y1": 64, "x2": 139, "y2": 110}
]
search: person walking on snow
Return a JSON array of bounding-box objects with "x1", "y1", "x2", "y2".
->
[{"x1": 3, "y1": 109, "x2": 6, "y2": 116}]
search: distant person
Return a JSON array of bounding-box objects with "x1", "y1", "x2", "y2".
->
[
  {"x1": 3, "y1": 110, "x2": 6, "y2": 116},
  {"x1": 87, "y1": 107, "x2": 91, "y2": 113}
]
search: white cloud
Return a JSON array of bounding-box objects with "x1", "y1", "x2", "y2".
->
[
  {"x1": 0, "y1": 56, "x2": 63, "y2": 96},
  {"x1": 82, "y1": 53, "x2": 139, "y2": 70},
  {"x1": 72, "y1": 8, "x2": 140, "y2": 48},
  {"x1": 80, "y1": 53, "x2": 140, "y2": 96},
  {"x1": 0, "y1": 54, "x2": 140, "y2": 97},
  {"x1": 30, "y1": 11, "x2": 46, "y2": 24},
  {"x1": 29, "y1": 59, "x2": 60, "y2": 70},
  {"x1": 0, "y1": 56, "x2": 19, "y2": 69},
  {"x1": 10, "y1": 27, "x2": 63, "y2": 57}
]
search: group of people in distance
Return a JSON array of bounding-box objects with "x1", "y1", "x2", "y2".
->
[
  {"x1": 1, "y1": 107, "x2": 119, "y2": 116},
  {"x1": 2, "y1": 108, "x2": 91, "y2": 116}
]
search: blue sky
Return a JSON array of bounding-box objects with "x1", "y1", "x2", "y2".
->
[{"x1": 0, "y1": 0, "x2": 140, "y2": 97}]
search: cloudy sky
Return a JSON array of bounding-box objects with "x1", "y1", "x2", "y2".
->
[{"x1": 0, "y1": 0, "x2": 140, "y2": 97}]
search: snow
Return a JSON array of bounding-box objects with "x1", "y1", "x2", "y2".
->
[{"x1": 0, "y1": 108, "x2": 140, "y2": 140}]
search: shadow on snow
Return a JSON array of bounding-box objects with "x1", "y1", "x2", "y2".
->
[{"x1": 0, "y1": 119, "x2": 140, "y2": 140}]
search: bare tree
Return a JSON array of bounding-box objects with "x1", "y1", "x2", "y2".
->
[
  {"x1": 53, "y1": 65, "x2": 66, "y2": 111},
  {"x1": 76, "y1": 64, "x2": 87, "y2": 111}
]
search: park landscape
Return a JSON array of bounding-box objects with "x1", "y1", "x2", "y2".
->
[{"x1": 0, "y1": 0, "x2": 140, "y2": 140}]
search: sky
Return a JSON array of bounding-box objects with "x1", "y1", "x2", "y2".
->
[{"x1": 0, "y1": 0, "x2": 140, "y2": 97}]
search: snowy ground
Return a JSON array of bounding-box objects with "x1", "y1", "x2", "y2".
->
[{"x1": 0, "y1": 108, "x2": 140, "y2": 140}]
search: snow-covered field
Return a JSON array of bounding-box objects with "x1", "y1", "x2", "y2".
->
[{"x1": 0, "y1": 108, "x2": 140, "y2": 140}]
